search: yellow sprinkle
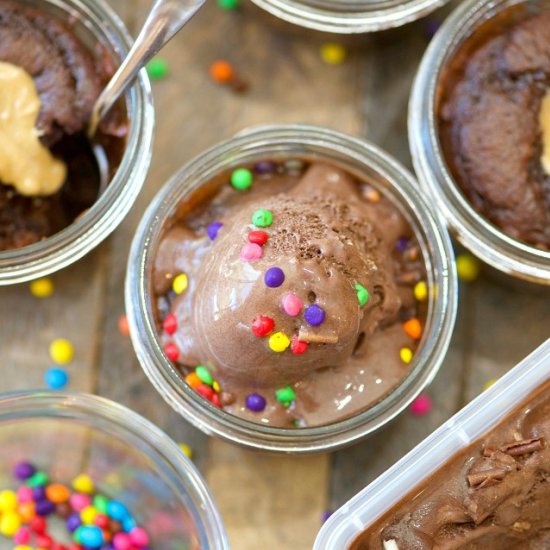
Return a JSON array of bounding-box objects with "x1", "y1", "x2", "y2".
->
[
  {"x1": 414, "y1": 281, "x2": 428, "y2": 302},
  {"x1": 29, "y1": 277, "x2": 54, "y2": 298},
  {"x1": 14, "y1": 546, "x2": 33, "y2": 550},
  {"x1": 0, "y1": 490, "x2": 17, "y2": 511},
  {"x1": 172, "y1": 273, "x2": 189, "y2": 294},
  {"x1": 269, "y1": 332, "x2": 290, "y2": 353},
  {"x1": 0, "y1": 511, "x2": 20, "y2": 536},
  {"x1": 484, "y1": 378, "x2": 498, "y2": 391},
  {"x1": 81, "y1": 505, "x2": 98, "y2": 525},
  {"x1": 456, "y1": 254, "x2": 480, "y2": 283},
  {"x1": 212, "y1": 380, "x2": 220, "y2": 393},
  {"x1": 400, "y1": 347, "x2": 413, "y2": 364},
  {"x1": 320, "y1": 43, "x2": 346, "y2": 65},
  {"x1": 179, "y1": 443, "x2": 193, "y2": 458},
  {"x1": 72, "y1": 474, "x2": 94, "y2": 494},
  {"x1": 49, "y1": 338, "x2": 74, "y2": 365}
]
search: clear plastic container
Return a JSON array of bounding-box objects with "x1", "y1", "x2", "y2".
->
[
  {"x1": 250, "y1": 0, "x2": 449, "y2": 33},
  {"x1": 314, "y1": 338, "x2": 550, "y2": 549},
  {"x1": 126, "y1": 124, "x2": 457, "y2": 453},
  {"x1": 409, "y1": 0, "x2": 550, "y2": 284},
  {"x1": 0, "y1": 0, "x2": 154, "y2": 285},
  {"x1": 0, "y1": 391, "x2": 229, "y2": 549}
]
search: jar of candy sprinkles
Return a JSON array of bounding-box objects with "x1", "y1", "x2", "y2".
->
[{"x1": 0, "y1": 392, "x2": 228, "y2": 549}]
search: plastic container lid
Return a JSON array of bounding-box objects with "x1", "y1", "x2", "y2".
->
[{"x1": 314, "y1": 338, "x2": 550, "y2": 549}]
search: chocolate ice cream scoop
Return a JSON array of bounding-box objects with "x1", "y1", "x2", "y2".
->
[
  {"x1": 154, "y1": 160, "x2": 427, "y2": 428},
  {"x1": 188, "y1": 164, "x2": 401, "y2": 388}
]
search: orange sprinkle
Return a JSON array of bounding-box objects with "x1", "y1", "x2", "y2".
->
[
  {"x1": 403, "y1": 318, "x2": 422, "y2": 340},
  {"x1": 118, "y1": 314, "x2": 130, "y2": 336},
  {"x1": 18, "y1": 502, "x2": 35, "y2": 522},
  {"x1": 45, "y1": 483, "x2": 70, "y2": 504},
  {"x1": 185, "y1": 372, "x2": 202, "y2": 389},
  {"x1": 209, "y1": 60, "x2": 234, "y2": 83}
]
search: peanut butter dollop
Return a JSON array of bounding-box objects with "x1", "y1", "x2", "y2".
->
[{"x1": 0, "y1": 61, "x2": 66, "y2": 196}]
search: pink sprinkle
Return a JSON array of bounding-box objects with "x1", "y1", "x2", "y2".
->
[
  {"x1": 240, "y1": 242, "x2": 263, "y2": 262},
  {"x1": 409, "y1": 394, "x2": 433, "y2": 416},
  {"x1": 282, "y1": 293, "x2": 302, "y2": 317},
  {"x1": 69, "y1": 492, "x2": 91, "y2": 511},
  {"x1": 14, "y1": 526, "x2": 31, "y2": 544},
  {"x1": 17, "y1": 486, "x2": 33, "y2": 503},
  {"x1": 113, "y1": 533, "x2": 133, "y2": 550},
  {"x1": 129, "y1": 527, "x2": 150, "y2": 546}
]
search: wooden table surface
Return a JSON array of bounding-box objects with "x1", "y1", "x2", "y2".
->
[{"x1": 1, "y1": 1, "x2": 550, "y2": 548}]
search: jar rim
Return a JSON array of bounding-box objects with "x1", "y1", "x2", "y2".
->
[
  {"x1": 0, "y1": 390, "x2": 229, "y2": 550},
  {"x1": 409, "y1": 0, "x2": 550, "y2": 284},
  {"x1": 250, "y1": 0, "x2": 449, "y2": 32},
  {"x1": 0, "y1": 0, "x2": 154, "y2": 285},
  {"x1": 126, "y1": 124, "x2": 457, "y2": 453}
]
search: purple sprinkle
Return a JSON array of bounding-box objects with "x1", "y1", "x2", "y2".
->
[
  {"x1": 33, "y1": 486, "x2": 46, "y2": 501},
  {"x1": 425, "y1": 18, "x2": 441, "y2": 39},
  {"x1": 207, "y1": 221, "x2": 223, "y2": 241},
  {"x1": 322, "y1": 510, "x2": 333, "y2": 523},
  {"x1": 305, "y1": 304, "x2": 326, "y2": 327},
  {"x1": 13, "y1": 461, "x2": 35, "y2": 480},
  {"x1": 66, "y1": 512, "x2": 82, "y2": 532},
  {"x1": 395, "y1": 236, "x2": 408, "y2": 253},
  {"x1": 264, "y1": 267, "x2": 285, "y2": 288},
  {"x1": 36, "y1": 498, "x2": 56, "y2": 516},
  {"x1": 254, "y1": 161, "x2": 277, "y2": 174},
  {"x1": 246, "y1": 393, "x2": 266, "y2": 412}
]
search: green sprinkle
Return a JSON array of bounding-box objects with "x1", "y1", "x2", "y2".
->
[
  {"x1": 355, "y1": 283, "x2": 369, "y2": 307},
  {"x1": 195, "y1": 365, "x2": 214, "y2": 386},
  {"x1": 275, "y1": 386, "x2": 296, "y2": 405},
  {"x1": 252, "y1": 209, "x2": 273, "y2": 228},
  {"x1": 27, "y1": 471, "x2": 48, "y2": 487},
  {"x1": 93, "y1": 494, "x2": 109, "y2": 514},
  {"x1": 217, "y1": 0, "x2": 240, "y2": 10},
  {"x1": 230, "y1": 168, "x2": 253, "y2": 191},
  {"x1": 146, "y1": 58, "x2": 170, "y2": 81}
]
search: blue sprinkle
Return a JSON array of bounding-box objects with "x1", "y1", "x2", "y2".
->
[
  {"x1": 45, "y1": 367, "x2": 69, "y2": 389},
  {"x1": 106, "y1": 500, "x2": 130, "y2": 521}
]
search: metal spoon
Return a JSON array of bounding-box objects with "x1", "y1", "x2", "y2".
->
[{"x1": 88, "y1": 0, "x2": 206, "y2": 192}]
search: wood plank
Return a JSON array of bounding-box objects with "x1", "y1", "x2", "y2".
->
[{"x1": 96, "y1": 2, "x2": 365, "y2": 548}]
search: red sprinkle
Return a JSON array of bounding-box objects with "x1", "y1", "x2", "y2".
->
[
  {"x1": 211, "y1": 393, "x2": 222, "y2": 408},
  {"x1": 94, "y1": 514, "x2": 110, "y2": 529},
  {"x1": 164, "y1": 343, "x2": 180, "y2": 362},
  {"x1": 252, "y1": 316, "x2": 275, "y2": 337},
  {"x1": 196, "y1": 384, "x2": 214, "y2": 401},
  {"x1": 37, "y1": 534, "x2": 53, "y2": 548},
  {"x1": 163, "y1": 313, "x2": 178, "y2": 335},
  {"x1": 30, "y1": 516, "x2": 47, "y2": 534},
  {"x1": 291, "y1": 336, "x2": 308, "y2": 355},
  {"x1": 248, "y1": 230, "x2": 268, "y2": 246}
]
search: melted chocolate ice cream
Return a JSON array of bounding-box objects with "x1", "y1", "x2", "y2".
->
[
  {"x1": 438, "y1": 6, "x2": 550, "y2": 248},
  {"x1": 153, "y1": 160, "x2": 428, "y2": 428},
  {"x1": 351, "y1": 379, "x2": 550, "y2": 549}
]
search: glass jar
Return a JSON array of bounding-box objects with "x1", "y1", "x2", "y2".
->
[
  {"x1": 0, "y1": 0, "x2": 154, "y2": 285},
  {"x1": 249, "y1": 0, "x2": 449, "y2": 33},
  {"x1": 409, "y1": 0, "x2": 550, "y2": 284},
  {"x1": 126, "y1": 125, "x2": 457, "y2": 453},
  {"x1": 0, "y1": 391, "x2": 228, "y2": 549}
]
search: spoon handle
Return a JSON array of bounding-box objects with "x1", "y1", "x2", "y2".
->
[{"x1": 88, "y1": 0, "x2": 205, "y2": 137}]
